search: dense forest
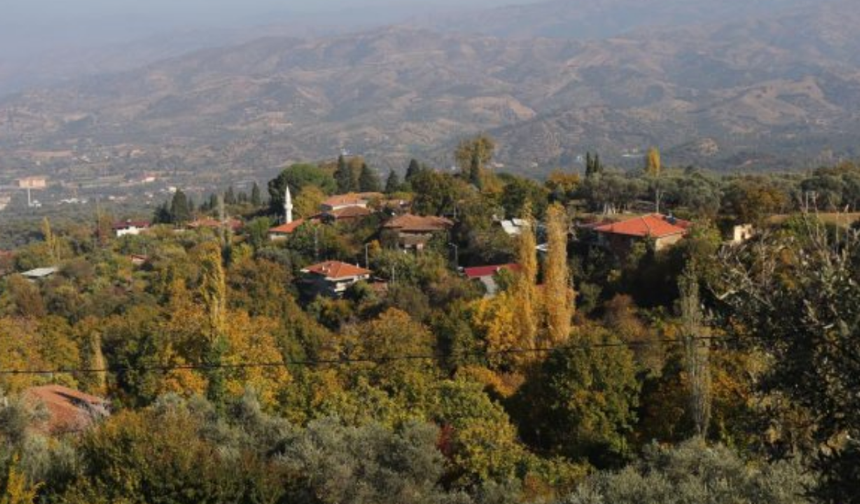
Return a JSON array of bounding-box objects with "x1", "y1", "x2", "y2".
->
[{"x1": 1, "y1": 144, "x2": 859, "y2": 503}]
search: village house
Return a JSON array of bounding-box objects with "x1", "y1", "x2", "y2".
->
[
  {"x1": 300, "y1": 260, "x2": 372, "y2": 297},
  {"x1": 17, "y1": 176, "x2": 48, "y2": 189},
  {"x1": 268, "y1": 218, "x2": 307, "y2": 241},
  {"x1": 23, "y1": 385, "x2": 110, "y2": 435},
  {"x1": 320, "y1": 192, "x2": 383, "y2": 212},
  {"x1": 382, "y1": 214, "x2": 454, "y2": 251},
  {"x1": 21, "y1": 266, "x2": 59, "y2": 281},
  {"x1": 592, "y1": 214, "x2": 691, "y2": 257},
  {"x1": 318, "y1": 205, "x2": 374, "y2": 223},
  {"x1": 463, "y1": 263, "x2": 522, "y2": 297},
  {"x1": 497, "y1": 218, "x2": 529, "y2": 237},
  {"x1": 113, "y1": 220, "x2": 151, "y2": 237}
]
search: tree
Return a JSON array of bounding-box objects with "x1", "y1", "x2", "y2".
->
[
  {"x1": 0, "y1": 455, "x2": 41, "y2": 504},
  {"x1": 645, "y1": 147, "x2": 661, "y2": 177},
  {"x1": 224, "y1": 186, "x2": 237, "y2": 205},
  {"x1": 455, "y1": 135, "x2": 495, "y2": 185},
  {"x1": 268, "y1": 163, "x2": 336, "y2": 214},
  {"x1": 335, "y1": 155, "x2": 357, "y2": 193},
  {"x1": 199, "y1": 244, "x2": 227, "y2": 406},
  {"x1": 406, "y1": 159, "x2": 423, "y2": 182},
  {"x1": 520, "y1": 327, "x2": 640, "y2": 466},
  {"x1": 721, "y1": 177, "x2": 789, "y2": 225},
  {"x1": 294, "y1": 185, "x2": 326, "y2": 219},
  {"x1": 679, "y1": 268, "x2": 710, "y2": 438},
  {"x1": 358, "y1": 163, "x2": 381, "y2": 192},
  {"x1": 563, "y1": 439, "x2": 813, "y2": 504},
  {"x1": 543, "y1": 203, "x2": 574, "y2": 346},
  {"x1": 385, "y1": 170, "x2": 402, "y2": 194},
  {"x1": 713, "y1": 218, "x2": 860, "y2": 502},
  {"x1": 41, "y1": 218, "x2": 60, "y2": 264},
  {"x1": 514, "y1": 205, "x2": 539, "y2": 360},
  {"x1": 250, "y1": 182, "x2": 262, "y2": 207},
  {"x1": 169, "y1": 189, "x2": 192, "y2": 224}
]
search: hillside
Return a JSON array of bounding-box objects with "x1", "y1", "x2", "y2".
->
[{"x1": 1, "y1": 0, "x2": 859, "y2": 183}]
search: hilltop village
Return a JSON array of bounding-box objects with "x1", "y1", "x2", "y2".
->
[{"x1": 0, "y1": 140, "x2": 859, "y2": 503}]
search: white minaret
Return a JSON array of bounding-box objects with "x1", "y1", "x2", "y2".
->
[{"x1": 284, "y1": 185, "x2": 294, "y2": 224}]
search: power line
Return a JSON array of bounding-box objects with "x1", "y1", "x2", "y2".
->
[{"x1": 0, "y1": 335, "x2": 729, "y2": 377}]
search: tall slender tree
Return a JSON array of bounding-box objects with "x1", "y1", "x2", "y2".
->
[
  {"x1": 405, "y1": 158, "x2": 422, "y2": 182},
  {"x1": 385, "y1": 170, "x2": 402, "y2": 194},
  {"x1": 358, "y1": 163, "x2": 381, "y2": 192},
  {"x1": 199, "y1": 244, "x2": 228, "y2": 406},
  {"x1": 680, "y1": 268, "x2": 711, "y2": 438},
  {"x1": 543, "y1": 203, "x2": 574, "y2": 346},
  {"x1": 250, "y1": 182, "x2": 262, "y2": 207},
  {"x1": 645, "y1": 147, "x2": 662, "y2": 177},
  {"x1": 514, "y1": 203, "x2": 539, "y2": 358},
  {"x1": 335, "y1": 154, "x2": 356, "y2": 193}
]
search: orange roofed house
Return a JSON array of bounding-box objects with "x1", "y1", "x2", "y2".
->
[
  {"x1": 300, "y1": 260, "x2": 372, "y2": 297},
  {"x1": 382, "y1": 214, "x2": 454, "y2": 251},
  {"x1": 269, "y1": 218, "x2": 307, "y2": 241},
  {"x1": 320, "y1": 192, "x2": 382, "y2": 212},
  {"x1": 593, "y1": 214, "x2": 691, "y2": 257},
  {"x1": 23, "y1": 385, "x2": 110, "y2": 436}
]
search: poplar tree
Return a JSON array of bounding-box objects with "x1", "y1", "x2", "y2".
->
[
  {"x1": 543, "y1": 203, "x2": 574, "y2": 346},
  {"x1": 514, "y1": 204, "x2": 539, "y2": 358},
  {"x1": 680, "y1": 268, "x2": 711, "y2": 438},
  {"x1": 41, "y1": 217, "x2": 60, "y2": 264},
  {"x1": 645, "y1": 147, "x2": 662, "y2": 177},
  {"x1": 199, "y1": 244, "x2": 228, "y2": 406}
]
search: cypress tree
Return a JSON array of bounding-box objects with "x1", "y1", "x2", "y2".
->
[
  {"x1": 358, "y1": 163, "x2": 381, "y2": 192},
  {"x1": 594, "y1": 153, "x2": 602, "y2": 175},
  {"x1": 335, "y1": 155, "x2": 354, "y2": 193},
  {"x1": 224, "y1": 186, "x2": 237, "y2": 205},
  {"x1": 406, "y1": 158, "x2": 422, "y2": 182},
  {"x1": 385, "y1": 170, "x2": 401, "y2": 194},
  {"x1": 251, "y1": 182, "x2": 262, "y2": 207},
  {"x1": 170, "y1": 190, "x2": 191, "y2": 224},
  {"x1": 586, "y1": 152, "x2": 594, "y2": 178}
]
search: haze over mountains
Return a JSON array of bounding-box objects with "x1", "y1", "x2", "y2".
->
[{"x1": 1, "y1": 0, "x2": 858, "y2": 182}]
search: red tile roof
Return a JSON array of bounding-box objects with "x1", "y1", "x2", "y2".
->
[
  {"x1": 269, "y1": 219, "x2": 306, "y2": 234},
  {"x1": 23, "y1": 385, "x2": 109, "y2": 435},
  {"x1": 302, "y1": 261, "x2": 372, "y2": 280},
  {"x1": 322, "y1": 192, "x2": 383, "y2": 208},
  {"x1": 593, "y1": 214, "x2": 690, "y2": 239},
  {"x1": 463, "y1": 263, "x2": 522, "y2": 279},
  {"x1": 324, "y1": 206, "x2": 374, "y2": 220},
  {"x1": 383, "y1": 214, "x2": 454, "y2": 232}
]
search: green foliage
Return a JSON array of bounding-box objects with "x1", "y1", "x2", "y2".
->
[
  {"x1": 562, "y1": 440, "x2": 813, "y2": 504},
  {"x1": 358, "y1": 163, "x2": 382, "y2": 192},
  {"x1": 517, "y1": 327, "x2": 640, "y2": 467},
  {"x1": 268, "y1": 163, "x2": 336, "y2": 214},
  {"x1": 714, "y1": 217, "x2": 860, "y2": 501}
]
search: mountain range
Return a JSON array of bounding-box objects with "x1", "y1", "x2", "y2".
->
[{"x1": 1, "y1": 0, "x2": 858, "y2": 183}]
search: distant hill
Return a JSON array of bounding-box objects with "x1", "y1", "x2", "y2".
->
[{"x1": 1, "y1": 0, "x2": 858, "y2": 182}]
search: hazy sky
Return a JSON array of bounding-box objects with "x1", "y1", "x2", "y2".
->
[{"x1": 1, "y1": 0, "x2": 532, "y2": 57}]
